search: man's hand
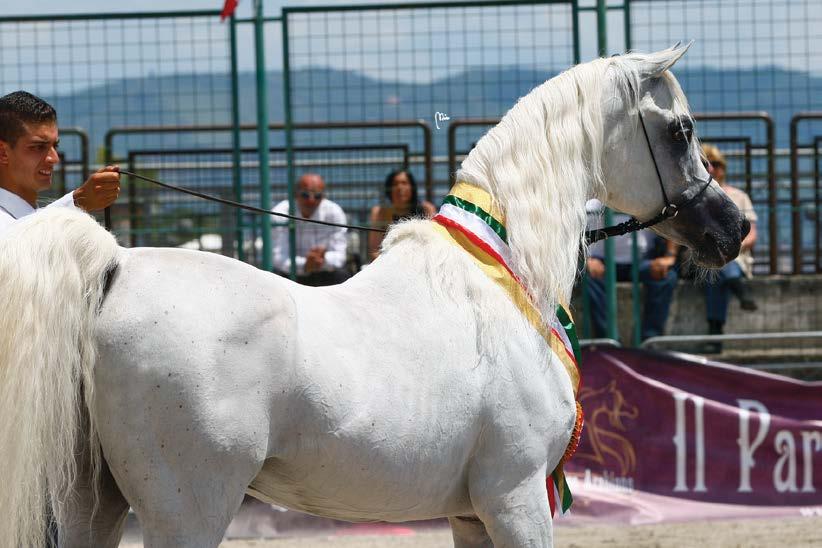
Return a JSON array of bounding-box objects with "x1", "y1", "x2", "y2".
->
[
  {"x1": 73, "y1": 165, "x2": 120, "y2": 212},
  {"x1": 586, "y1": 257, "x2": 605, "y2": 279},
  {"x1": 649, "y1": 255, "x2": 676, "y2": 280},
  {"x1": 305, "y1": 245, "x2": 326, "y2": 273}
]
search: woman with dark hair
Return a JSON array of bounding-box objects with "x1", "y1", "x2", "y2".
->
[{"x1": 368, "y1": 169, "x2": 436, "y2": 260}]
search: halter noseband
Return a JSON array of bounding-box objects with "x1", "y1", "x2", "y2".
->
[{"x1": 585, "y1": 82, "x2": 714, "y2": 245}]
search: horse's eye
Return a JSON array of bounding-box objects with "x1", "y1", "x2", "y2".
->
[{"x1": 670, "y1": 118, "x2": 693, "y2": 143}]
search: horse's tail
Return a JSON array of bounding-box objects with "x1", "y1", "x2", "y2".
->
[{"x1": 0, "y1": 207, "x2": 119, "y2": 547}]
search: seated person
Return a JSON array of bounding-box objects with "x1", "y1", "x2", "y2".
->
[
  {"x1": 585, "y1": 199, "x2": 679, "y2": 341},
  {"x1": 368, "y1": 169, "x2": 436, "y2": 260},
  {"x1": 272, "y1": 173, "x2": 349, "y2": 286},
  {"x1": 701, "y1": 144, "x2": 758, "y2": 352}
]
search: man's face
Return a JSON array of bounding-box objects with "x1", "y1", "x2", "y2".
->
[
  {"x1": 296, "y1": 175, "x2": 325, "y2": 218},
  {"x1": 0, "y1": 122, "x2": 60, "y2": 201}
]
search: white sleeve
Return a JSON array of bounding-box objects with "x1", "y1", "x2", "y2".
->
[
  {"x1": 0, "y1": 211, "x2": 15, "y2": 234},
  {"x1": 323, "y1": 203, "x2": 348, "y2": 270},
  {"x1": 271, "y1": 201, "x2": 306, "y2": 275},
  {"x1": 46, "y1": 191, "x2": 82, "y2": 211}
]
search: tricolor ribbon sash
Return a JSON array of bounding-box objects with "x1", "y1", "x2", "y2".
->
[{"x1": 432, "y1": 182, "x2": 584, "y2": 518}]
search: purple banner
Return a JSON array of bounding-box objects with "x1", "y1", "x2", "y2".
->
[{"x1": 566, "y1": 348, "x2": 822, "y2": 514}]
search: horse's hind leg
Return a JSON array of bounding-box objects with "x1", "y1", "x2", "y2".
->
[
  {"x1": 59, "y1": 449, "x2": 129, "y2": 548},
  {"x1": 449, "y1": 516, "x2": 493, "y2": 548},
  {"x1": 470, "y1": 470, "x2": 554, "y2": 547},
  {"x1": 129, "y1": 473, "x2": 250, "y2": 548},
  {"x1": 101, "y1": 423, "x2": 261, "y2": 548}
]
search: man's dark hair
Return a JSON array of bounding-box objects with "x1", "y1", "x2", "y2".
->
[{"x1": 0, "y1": 91, "x2": 57, "y2": 145}]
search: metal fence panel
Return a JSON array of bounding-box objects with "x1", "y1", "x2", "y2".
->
[
  {"x1": 0, "y1": 11, "x2": 235, "y2": 155},
  {"x1": 281, "y1": 1, "x2": 578, "y2": 215}
]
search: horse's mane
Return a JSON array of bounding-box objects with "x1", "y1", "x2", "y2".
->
[{"x1": 454, "y1": 51, "x2": 692, "y2": 322}]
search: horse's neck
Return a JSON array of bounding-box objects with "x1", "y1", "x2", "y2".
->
[
  {"x1": 441, "y1": 174, "x2": 585, "y2": 322},
  {"x1": 457, "y1": 81, "x2": 598, "y2": 317}
]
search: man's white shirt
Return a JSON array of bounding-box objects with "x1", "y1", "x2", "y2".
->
[
  {"x1": 0, "y1": 187, "x2": 80, "y2": 234},
  {"x1": 271, "y1": 198, "x2": 348, "y2": 275},
  {"x1": 585, "y1": 198, "x2": 650, "y2": 264}
]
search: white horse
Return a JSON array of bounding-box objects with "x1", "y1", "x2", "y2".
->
[{"x1": 0, "y1": 45, "x2": 748, "y2": 548}]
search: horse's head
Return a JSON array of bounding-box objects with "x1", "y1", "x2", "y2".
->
[{"x1": 600, "y1": 44, "x2": 749, "y2": 268}]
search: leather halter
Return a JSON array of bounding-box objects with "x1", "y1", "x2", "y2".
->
[{"x1": 585, "y1": 83, "x2": 714, "y2": 245}]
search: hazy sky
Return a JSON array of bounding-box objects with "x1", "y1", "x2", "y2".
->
[{"x1": 5, "y1": 0, "x2": 820, "y2": 93}]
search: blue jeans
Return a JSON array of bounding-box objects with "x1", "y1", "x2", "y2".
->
[
  {"x1": 705, "y1": 260, "x2": 743, "y2": 324},
  {"x1": 586, "y1": 261, "x2": 678, "y2": 341}
]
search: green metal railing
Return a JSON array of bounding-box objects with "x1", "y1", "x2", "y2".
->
[{"x1": 790, "y1": 113, "x2": 822, "y2": 274}]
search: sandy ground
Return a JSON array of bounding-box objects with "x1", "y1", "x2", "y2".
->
[{"x1": 120, "y1": 516, "x2": 822, "y2": 547}]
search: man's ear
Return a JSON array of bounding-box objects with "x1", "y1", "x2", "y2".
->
[{"x1": 0, "y1": 141, "x2": 9, "y2": 166}]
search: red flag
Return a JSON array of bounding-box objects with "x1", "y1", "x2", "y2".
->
[{"x1": 220, "y1": 0, "x2": 238, "y2": 21}]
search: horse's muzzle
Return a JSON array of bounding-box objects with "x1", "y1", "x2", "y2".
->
[{"x1": 740, "y1": 217, "x2": 751, "y2": 241}]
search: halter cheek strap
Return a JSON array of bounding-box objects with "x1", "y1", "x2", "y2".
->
[{"x1": 586, "y1": 79, "x2": 714, "y2": 244}]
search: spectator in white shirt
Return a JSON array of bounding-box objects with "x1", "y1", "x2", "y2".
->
[
  {"x1": 0, "y1": 90, "x2": 120, "y2": 235},
  {"x1": 584, "y1": 199, "x2": 679, "y2": 341},
  {"x1": 272, "y1": 173, "x2": 349, "y2": 286}
]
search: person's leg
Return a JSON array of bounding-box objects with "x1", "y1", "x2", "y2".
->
[
  {"x1": 638, "y1": 263, "x2": 678, "y2": 340},
  {"x1": 706, "y1": 262, "x2": 741, "y2": 325},
  {"x1": 297, "y1": 269, "x2": 351, "y2": 287},
  {"x1": 584, "y1": 273, "x2": 608, "y2": 339},
  {"x1": 726, "y1": 270, "x2": 758, "y2": 311},
  {"x1": 703, "y1": 262, "x2": 740, "y2": 353},
  {"x1": 326, "y1": 268, "x2": 352, "y2": 285}
]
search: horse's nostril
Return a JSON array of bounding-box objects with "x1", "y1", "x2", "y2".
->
[{"x1": 741, "y1": 217, "x2": 751, "y2": 240}]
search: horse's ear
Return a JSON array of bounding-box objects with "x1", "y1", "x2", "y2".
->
[{"x1": 637, "y1": 41, "x2": 692, "y2": 78}]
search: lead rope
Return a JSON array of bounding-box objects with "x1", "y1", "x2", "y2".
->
[{"x1": 111, "y1": 169, "x2": 386, "y2": 234}]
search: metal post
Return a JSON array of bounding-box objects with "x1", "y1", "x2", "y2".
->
[
  {"x1": 623, "y1": 0, "x2": 632, "y2": 51},
  {"x1": 597, "y1": 0, "x2": 618, "y2": 341},
  {"x1": 254, "y1": 0, "x2": 273, "y2": 272},
  {"x1": 766, "y1": 116, "x2": 777, "y2": 274},
  {"x1": 571, "y1": 0, "x2": 580, "y2": 65},
  {"x1": 581, "y1": 272, "x2": 591, "y2": 338},
  {"x1": 104, "y1": 146, "x2": 112, "y2": 231},
  {"x1": 791, "y1": 116, "x2": 801, "y2": 274},
  {"x1": 229, "y1": 15, "x2": 245, "y2": 262},
  {"x1": 282, "y1": 8, "x2": 298, "y2": 280},
  {"x1": 596, "y1": 0, "x2": 607, "y2": 55},
  {"x1": 630, "y1": 232, "x2": 641, "y2": 346}
]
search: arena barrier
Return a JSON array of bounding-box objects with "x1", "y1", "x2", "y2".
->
[{"x1": 564, "y1": 347, "x2": 822, "y2": 524}]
